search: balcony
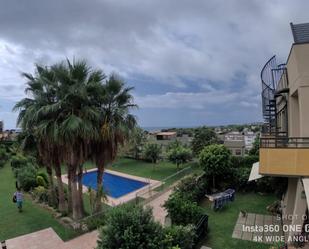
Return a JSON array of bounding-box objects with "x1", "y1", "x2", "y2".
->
[{"x1": 259, "y1": 137, "x2": 309, "y2": 176}]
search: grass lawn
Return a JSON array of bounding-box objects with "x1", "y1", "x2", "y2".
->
[
  {"x1": 66, "y1": 158, "x2": 199, "y2": 180},
  {"x1": 105, "y1": 157, "x2": 201, "y2": 180},
  {"x1": 0, "y1": 162, "x2": 78, "y2": 241},
  {"x1": 199, "y1": 192, "x2": 277, "y2": 249}
]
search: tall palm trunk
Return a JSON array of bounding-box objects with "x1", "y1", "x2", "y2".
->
[
  {"x1": 77, "y1": 164, "x2": 85, "y2": 216},
  {"x1": 67, "y1": 166, "x2": 73, "y2": 214},
  {"x1": 95, "y1": 164, "x2": 104, "y2": 213},
  {"x1": 54, "y1": 163, "x2": 66, "y2": 213},
  {"x1": 46, "y1": 165, "x2": 57, "y2": 207},
  {"x1": 69, "y1": 164, "x2": 84, "y2": 220}
]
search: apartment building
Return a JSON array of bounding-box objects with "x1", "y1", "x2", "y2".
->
[
  {"x1": 244, "y1": 131, "x2": 257, "y2": 151},
  {"x1": 249, "y1": 22, "x2": 309, "y2": 242},
  {"x1": 224, "y1": 132, "x2": 246, "y2": 156}
]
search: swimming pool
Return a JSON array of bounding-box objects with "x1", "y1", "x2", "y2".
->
[{"x1": 82, "y1": 171, "x2": 149, "y2": 198}]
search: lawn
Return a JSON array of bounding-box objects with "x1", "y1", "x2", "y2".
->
[
  {"x1": 0, "y1": 158, "x2": 199, "y2": 241},
  {"x1": 200, "y1": 192, "x2": 277, "y2": 249},
  {"x1": 0, "y1": 162, "x2": 78, "y2": 241},
  {"x1": 106, "y1": 157, "x2": 201, "y2": 180}
]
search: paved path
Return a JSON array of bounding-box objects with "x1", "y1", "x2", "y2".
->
[
  {"x1": 6, "y1": 228, "x2": 98, "y2": 249},
  {"x1": 63, "y1": 230, "x2": 98, "y2": 249},
  {"x1": 6, "y1": 228, "x2": 65, "y2": 249},
  {"x1": 145, "y1": 189, "x2": 173, "y2": 225}
]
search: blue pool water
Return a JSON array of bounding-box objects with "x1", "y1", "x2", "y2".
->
[{"x1": 82, "y1": 171, "x2": 149, "y2": 198}]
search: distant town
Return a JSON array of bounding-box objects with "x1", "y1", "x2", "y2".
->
[{"x1": 0, "y1": 119, "x2": 261, "y2": 157}]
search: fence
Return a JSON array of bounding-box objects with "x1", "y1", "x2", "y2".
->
[
  {"x1": 135, "y1": 166, "x2": 194, "y2": 205},
  {"x1": 260, "y1": 137, "x2": 309, "y2": 148}
]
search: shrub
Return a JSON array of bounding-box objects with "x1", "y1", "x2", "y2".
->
[
  {"x1": 256, "y1": 177, "x2": 288, "y2": 197},
  {"x1": 163, "y1": 225, "x2": 196, "y2": 249},
  {"x1": 84, "y1": 213, "x2": 106, "y2": 231},
  {"x1": 37, "y1": 172, "x2": 49, "y2": 186},
  {"x1": 0, "y1": 146, "x2": 9, "y2": 168},
  {"x1": 174, "y1": 174, "x2": 208, "y2": 202},
  {"x1": 11, "y1": 154, "x2": 38, "y2": 191},
  {"x1": 11, "y1": 154, "x2": 29, "y2": 177},
  {"x1": 230, "y1": 155, "x2": 259, "y2": 169},
  {"x1": 164, "y1": 193, "x2": 204, "y2": 226},
  {"x1": 226, "y1": 155, "x2": 287, "y2": 195},
  {"x1": 32, "y1": 186, "x2": 49, "y2": 203},
  {"x1": 97, "y1": 204, "x2": 165, "y2": 249},
  {"x1": 36, "y1": 175, "x2": 47, "y2": 187},
  {"x1": 17, "y1": 165, "x2": 38, "y2": 191}
]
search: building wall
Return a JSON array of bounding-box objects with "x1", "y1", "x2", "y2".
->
[
  {"x1": 287, "y1": 43, "x2": 309, "y2": 137},
  {"x1": 281, "y1": 43, "x2": 309, "y2": 240}
]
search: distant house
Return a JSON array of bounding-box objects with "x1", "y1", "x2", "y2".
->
[
  {"x1": 244, "y1": 131, "x2": 257, "y2": 151},
  {"x1": 224, "y1": 139, "x2": 246, "y2": 156},
  {"x1": 224, "y1": 132, "x2": 246, "y2": 156},
  {"x1": 155, "y1": 132, "x2": 177, "y2": 140},
  {"x1": 0, "y1": 129, "x2": 19, "y2": 141}
]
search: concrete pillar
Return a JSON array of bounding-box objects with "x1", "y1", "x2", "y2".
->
[
  {"x1": 283, "y1": 178, "x2": 297, "y2": 221},
  {"x1": 289, "y1": 178, "x2": 307, "y2": 238}
]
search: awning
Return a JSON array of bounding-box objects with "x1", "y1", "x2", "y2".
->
[
  {"x1": 302, "y1": 178, "x2": 309, "y2": 208},
  {"x1": 248, "y1": 162, "x2": 264, "y2": 181}
]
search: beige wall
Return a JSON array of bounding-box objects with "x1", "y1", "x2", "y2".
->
[
  {"x1": 287, "y1": 44, "x2": 309, "y2": 95},
  {"x1": 287, "y1": 44, "x2": 309, "y2": 137},
  {"x1": 260, "y1": 148, "x2": 309, "y2": 176}
]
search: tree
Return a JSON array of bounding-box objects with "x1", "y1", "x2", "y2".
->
[
  {"x1": 126, "y1": 127, "x2": 146, "y2": 159},
  {"x1": 97, "y1": 204, "x2": 165, "y2": 249},
  {"x1": 164, "y1": 193, "x2": 204, "y2": 226},
  {"x1": 167, "y1": 145, "x2": 192, "y2": 170},
  {"x1": 199, "y1": 144, "x2": 231, "y2": 189},
  {"x1": 143, "y1": 143, "x2": 162, "y2": 164},
  {"x1": 14, "y1": 60, "x2": 137, "y2": 218},
  {"x1": 89, "y1": 74, "x2": 137, "y2": 212},
  {"x1": 191, "y1": 127, "x2": 218, "y2": 156},
  {"x1": 249, "y1": 134, "x2": 260, "y2": 156},
  {"x1": 14, "y1": 60, "x2": 106, "y2": 219}
]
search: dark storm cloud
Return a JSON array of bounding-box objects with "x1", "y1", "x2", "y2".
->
[{"x1": 0, "y1": 0, "x2": 309, "y2": 128}]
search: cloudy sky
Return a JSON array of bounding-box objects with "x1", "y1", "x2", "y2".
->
[{"x1": 0, "y1": 0, "x2": 308, "y2": 129}]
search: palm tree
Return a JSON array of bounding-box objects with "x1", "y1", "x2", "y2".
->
[
  {"x1": 90, "y1": 75, "x2": 137, "y2": 212},
  {"x1": 14, "y1": 66, "x2": 59, "y2": 208},
  {"x1": 47, "y1": 59, "x2": 105, "y2": 219},
  {"x1": 15, "y1": 60, "x2": 106, "y2": 219}
]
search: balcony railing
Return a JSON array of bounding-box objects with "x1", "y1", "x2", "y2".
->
[{"x1": 260, "y1": 137, "x2": 309, "y2": 148}]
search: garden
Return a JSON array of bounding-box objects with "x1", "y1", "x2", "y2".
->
[
  {"x1": 0, "y1": 58, "x2": 285, "y2": 249},
  {"x1": 0, "y1": 140, "x2": 199, "y2": 242}
]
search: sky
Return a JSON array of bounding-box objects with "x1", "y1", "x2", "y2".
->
[{"x1": 0, "y1": 0, "x2": 308, "y2": 129}]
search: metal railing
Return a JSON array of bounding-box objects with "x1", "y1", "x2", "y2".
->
[
  {"x1": 135, "y1": 166, "x2": 194, "y2": 204},
  {"x1": 260, "y1": 56, "x2": 289, "y2": 137},
  {"x1": 260, "y1": 137, "x2": 309, "y2": 148}
]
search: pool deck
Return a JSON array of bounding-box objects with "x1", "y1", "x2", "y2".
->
[{"x1": 61, "y1": 168, "x2": 162, "y2": 206}]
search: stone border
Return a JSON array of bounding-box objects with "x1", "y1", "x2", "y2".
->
[{"x1": 61, "y1": 168, "x2": 162, "y2": 206}]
